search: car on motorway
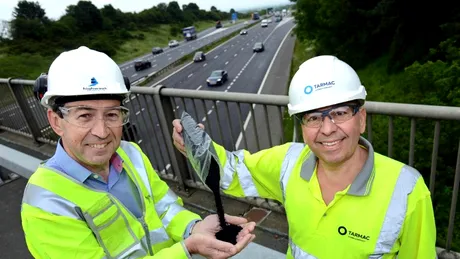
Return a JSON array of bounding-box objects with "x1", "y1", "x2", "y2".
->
[
  {"x1": 261, "y1": 19, "x2": 269, "y2": 27},
  {"x1": 134, "y1": 59, "x2": 152, "y2": 71},
  {"x1": 206, "y1": 70, "x2": 228, "y2": 86},
  {"x1": 253, "y1": 42, "x2": 265, "y2": 53},
  {"x1": 168, "y1": 40, "x2": 179, "y2": 48},
  {"x1": 240, "y1": 29, "x2": 248, "y2": 35},
  {"x1": 193, "y1": 51, "x2": 206, "y2": 62},
  {"x1": 152, "y1": 47, "x2": 163, "y2": 55}
]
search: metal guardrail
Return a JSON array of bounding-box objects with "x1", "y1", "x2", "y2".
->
[{"x1": 1, "y1": 79, "x2": 460, "y2": 256}]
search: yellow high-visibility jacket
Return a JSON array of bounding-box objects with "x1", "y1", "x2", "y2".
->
[
  {"x1": 188, "y1": 134, "x2": 437, "y2": 259},
  {"x1": 21, "y1": 141, "x2": 201, "y2": 258}
]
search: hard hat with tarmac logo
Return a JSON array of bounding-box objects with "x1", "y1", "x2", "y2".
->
[
  {"x1": 287, "y1": 55, "x2": 367, "y2": 116},
  {"x1": 39, "y1": 46, "x2": 130, "y2": 108}
]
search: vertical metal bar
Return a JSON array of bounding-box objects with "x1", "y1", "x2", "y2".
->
[
  {"x1": 278, "y1": 106, "x2": 285, "y2": 144},
  {"x1": 429, "y1": 121, "x2": 441, "y2": 195},
  {"x1": 366, "y1": 115, "x2": 373, "y2": 144},
  {"x1": 236, "y1": 102, "x2": 248, "y2": 149},
  {"x1": 409, "y1": 118, "x2": 416, "y2": 167},
  {"x1": 212, "y1": 100, "x2": 224, "y2": 144},
  {"x1": 223, "y1": 102, "x2": 236, "y2": 150},
  {"x1": 138, "y1": 94, "x2": 161, "y2": 169},
  {"x1": 446, "y1": 139, "x2": 460, "y2": 251},
  {"x1": 152, "y1": 86, "x2": 189, "y2": 192},
  {"x1": 388, "y1": 116, "x2": 394, "y2": 158},
  {"x1": 263, "y1": 105, "x2": 273, "y2": 147},
  {"x1": 6, "y1": 78, "x2": 42, "y2": 143},
  {"x1": 292, "y1": 118, "x2": 299, "y2": 142},
  {"x1": 192, "y1": 99, "x2": 202, "y2": 127},
  {"x1": 249, "y1": 104, "x2": 260, "y2": 150},
  {"x1": 200, "y1": 99, "x2": 213, "y2": 137}
]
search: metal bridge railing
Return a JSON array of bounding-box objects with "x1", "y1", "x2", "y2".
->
[{"x1": 2, "y1": 78, "x2": 460, "y2": 256}]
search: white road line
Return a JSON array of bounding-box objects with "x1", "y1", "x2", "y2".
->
[
  {"x1": 203, "y1": 63, "x2": 207, "y2": 67},
  {"x1": 136, "y1": 111, "x2": 140, "y2": 115},
  {"x1": 235, "y1": 25, "x2": 295, "y2": 149},
  {"x1": 202, "y1": 117, "x2": 207, "y2": 122},
  {"x1": 214, "y1": 55, "x2": 218, "y2": 59},
  {"x1": 188, "y1": 73, "x2": 193, "y2": 78},
  {"x1": 234, "y1": 53, "x2": 237, "y2": 57},
  {"x1": 207, "y1": 110, "x2": 213, "y2": 115},
  {"x1": 196, "y1": 85, "x2": 202, "y2": 90},
  {"x1": 152, "y1": 64, "x2": 157, "y2": 67},
  {"x1": 138, "y1": 139, "x2": 143, "y2": 144},
  {"x1": 131, "y1": 73, "x2": 137, "y2": 77},
  {"x1": 225, "y1": 61, "x2": 229, "y2": 65},
  {"x1": 168, "y1": 57, "x2": 172, "y2": 60}
]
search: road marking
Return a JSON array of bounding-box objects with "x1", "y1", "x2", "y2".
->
[
  {"x1": 236, "y1": 25, "x2": 295, "y2": 149},
  {"x1": 131, "y1": 95, "x2": 136, "y2": 100},
  {"x1": 214, "y1": 55, "x2": 218, "y2": 59},
  {"x1": 196, "y1": 85, "x2": 202, "y2": 90},
  {"x1": 202, "y1": 117, "x2": 206, "y2": 122},
  {"x1": 224, "y1": 49, "x2": 227, "y2": 52},
  {"x1": 168, "y1": 57, "x2": 172, "y2": 60},
  {"x1": 234, "y1": 53, "x2": 237, "y2": 57},
  {"x1": 241, "y1": 48, "x2": 244, "y2": 50},
  {"x1": 152, "y1": 64, "x2": 157, "y2": 67},
  {"x1": 138, "y1": 139, "x2": 143, "y2": 144},
  {"x1": 203, "y1": 63, "x2": 207, "y2": 67},
  {"x1": 188, "y1": 73, "x2": 193, "y2": 78},
  {"x1": 132, "y1": 73, "x2": 137, "y2": 77},
  {"x1": 207, "y1": 110, "x2": 213, "y2": 115},
  {"x1": 136, "y1": 111, "x2": 140, "y2": 115},
  {"x1": 225, "y1": 61, "x2": 229, "y2": 65}
]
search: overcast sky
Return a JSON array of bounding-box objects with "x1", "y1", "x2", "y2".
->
[{"x1": 0, "y1": 0, "x2": 291, "y2": 21}]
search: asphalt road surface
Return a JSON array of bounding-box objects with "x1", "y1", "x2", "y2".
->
[
  {"x1": 122, "y1": 18, "x2": 295, "y2": 174},
  {"x1": 118, "y1": 20, "x2": 257, "y2": 84}
]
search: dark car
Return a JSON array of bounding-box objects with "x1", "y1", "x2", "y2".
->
[
  {"x1": 216, "y1": 21, "x2": 222, "y2": 28},
  {"x1": 240, "y1": 29, "x2": 248, "y2": 35},
  {"x1": 193, "y1": 51, "x2": 206, "y2": 62},
  {"x1": 152, "y1": 47, "x2": 163, "y2": 55},
  {"x1": 207, "y1": 70, "x2": 228, "y2": 86},
  {"x1": 253, "y1": 42, "x2": 265, "y2": 53},
  {"x1": 134, "y1": 60, "x2": 151, "y2": 71}
]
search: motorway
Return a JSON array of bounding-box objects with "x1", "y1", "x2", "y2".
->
[
  {"x1": 123, "y1": 17, "x2": 295, "y2": 174},
  {"x1": 117, "y1": 20, "x2": 256, "y2": 83},
  {"x1": 0, "y1": 17, "x2": 295, "y2": 176},
  {"x1": 0, "y1": 20, "x2": 256, "y2": 142}
]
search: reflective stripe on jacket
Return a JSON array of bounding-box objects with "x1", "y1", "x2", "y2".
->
[{"x1": 21, "y1": 141, "x2": 201, "y2": 259}]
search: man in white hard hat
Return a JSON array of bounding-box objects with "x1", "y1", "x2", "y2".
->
[
  {"x1": 171, "y1": 55, "x2": 437, "y2": 258},
  {"x1": 21, "y1": 46, "x2": 255, "y2": 259}
]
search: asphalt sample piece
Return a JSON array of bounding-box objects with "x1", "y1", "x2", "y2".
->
[{"x1": 206, "y1": 158, "x2": 242, "y2": 245}]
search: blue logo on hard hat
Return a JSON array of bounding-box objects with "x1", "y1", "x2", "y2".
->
[
  {"x1": 90, "y1": 77, "x2": 98, "y2": 86},
  {"x1": 304, "y1": 85, "x2": 313, "y2": 94}
]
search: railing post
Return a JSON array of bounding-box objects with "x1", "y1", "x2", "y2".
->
[
  {"x1": 152, "y1": 85, "x2": 192, "y2": 195},
  {"x1": 6, "y1": 78, "x2": 42, "y2": 145}
]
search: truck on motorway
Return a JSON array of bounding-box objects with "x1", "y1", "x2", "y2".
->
[
  {"x1": 252, "y1": 12, "x2": 260, "y2": 20},
  {"x1": 182, "y1": 26, "x2": 197, "y2": 41}
]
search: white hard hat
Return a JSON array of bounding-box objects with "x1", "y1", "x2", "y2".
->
[
  {"x1": 287, "y1": 55, "x2": 366, "y2": 116},
  {"x1": 40, "y1": 46, "x2": 129, "y2": 108}
]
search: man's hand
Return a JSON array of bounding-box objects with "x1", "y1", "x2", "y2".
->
[
  {"x1": 184, "y1": 214, "x2": 256, "y2": 258},
  {"x1": 172, "y1": 119, "x2": 205, "y2": 157}
]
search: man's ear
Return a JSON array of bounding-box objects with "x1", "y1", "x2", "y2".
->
[
  {"x1": 47, "y1": 109, "x2": 64, "y2": 137},
  {"x1": 359, "y1": 108, "x2": 367, "y2": 134}
]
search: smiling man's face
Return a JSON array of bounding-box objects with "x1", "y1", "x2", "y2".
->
[{"x1": 48, "y1": 99, "x2": 123, "y2": 169}]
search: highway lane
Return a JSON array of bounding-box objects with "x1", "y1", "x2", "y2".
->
[
  {"x1": 119, "y1": 20, "x2": 256, "y2": 83},
  {"x1": 122, "y1": 19, "x2": 295, "y2": 174}
]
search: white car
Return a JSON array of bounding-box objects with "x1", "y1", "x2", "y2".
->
[
  {"x1": 168, "y1": 40, "x2": 179, "y2": 48},
  {"x1": 261, "y1": 20, "x2": 268, "y2": 27}
]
